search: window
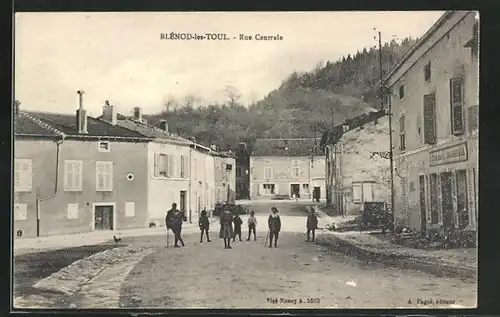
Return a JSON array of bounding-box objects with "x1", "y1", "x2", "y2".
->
[
  {"x1": 399, "y1": 115, "x2": 406, "y2": 151},
  {"x1": 98, "y1": 141, "x2": 110, "y2": 152},
  {"x1": 154, "y1": 153, "x2": 169, "y2": 177},
  {"x1": 169, "y1": 155, "x2": 176, "y2": 177},
  {"x1": 264, "y1": 166, "x2": 273, "y2": 179},
  {"x1": 14, "y1": 203, "x2": 28, "y2": 221},
  {"x1": 419, "y1": 175, "x2": 427, "y2": 224},
  {"x1": 352, "y1": 183, "x2": 362, "y2": 203},
  {"x1": 362, "y1": 182, "x2": 374, "y2": 201},
  {"x1": 262, "y1": 183, "x2": 276, "y2": 195},
  {"x1": 423, "y1": 94, "x2": 437, "y2": 145},
  {"x1": 14, "y1": 159, "x2": 32, "y2": 192},
  {"x1": 236, "y1": 167, "x2": 242, "y2": 177},
  {"x1": 450, "y1": 77, "x2": 465, "y2": 135},
  {"x1": 291, "y1": 166, "x2": 300, "y2": 178},
  {"x1": 292, "y1": 160, "x2": 299, "y2": 165},
  {"x1": 456, "y1": 170, "x2": 469, "y2": 229},
  {"x1": 67, "y1": 203, "x2": 79, "y2": 219},
  {"x1": 96, "y1": 161, "x2": 113, "y2": 191},
  {"x1": 64, "y1": 160, "x2": 83, "y2": 191},
  {"x1": 429, "y1": 173, "x2": 439, "y2": 224},
  {"x1": 468, "y1": 105, "x2": 479, "y2": 134},
  {"x1": 180, "y1": 155, "x2": 188, "y2": 178},
  {"x1": 472, "y1": 22, "x2": 479, "y2": 58},
  {"x1": 125, "y1": 202, "x2": 135, "y2": 217},
  {"x1": 424, "y1": 61, "x2": 431, "y2": 81},
  {"x1": 265, "y1": 159, "x2": 271, "y2": 164},
  {"x1": 399, "y1": 85, "x2": 405, "y2": 99},
  {"x1": 303, "y1": 184, "x2": 310, "y2": 193}
]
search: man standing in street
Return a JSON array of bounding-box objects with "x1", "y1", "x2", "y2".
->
[
  {"x1": 306, "y1": 207, "x2": 319, "y2": 243},
  {"x1": 267, "y1": 207, "x2": 281, "y2": 248},
  {"x1": 166, "y1": 203, "x2": 185, "y2": 248}
]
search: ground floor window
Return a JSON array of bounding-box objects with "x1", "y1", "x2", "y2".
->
[
  {"x1": 456, "y1": 169, "x2": 469, "y2": 229},
  {"x1": 302, "y1": 183, "x2": 309, "y2": 193},
  {"x1": 429, "y1": 173, "x2": 439, "y2": 224},
  {"x1": 262, "y1": 183, "x2": 275, "y2": 195}
]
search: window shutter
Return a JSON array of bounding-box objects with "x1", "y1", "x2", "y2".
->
[
  {"x1": 107, "y1": 162, "x2": 113, "y2": 191},
  {"x1": 154, "y1": 153, "x2": 159, "y2": 177},
  {"x1": 66, "y1": 161, "x2": 74, "y2": 190},
  {"x1": 423, "y1": 94, "x2": 436, "y2": 145},
  {"x1": 167, "y1": 155, "x2": 174, "y2": 177},
  {"x1": 450, "y1": 77, "x2": 465, "y2": 134},
  {"x1": 467, "y1": 105, "x2": 479, "y2": 134},
  {"x1": 74, "y1": 162, "x2": 82, "y2": 190},
  {"x1": 25, "y1": 160, "x2": 32, "y2": 190},
  {"x1": 14, "y1": 160, "x2": 21, "y2": 189}
]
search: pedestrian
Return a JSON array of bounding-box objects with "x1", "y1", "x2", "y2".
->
[
  {"x1": 306, "y1": 207, "x2": 319, "y2": 243},
  {"x1": 232, "y1": 213, "x2": 243, "y2": 242},
  {"x1": 166, "y1": 203, "x2": 185, "y2": 248},
  {"x1": 199, "y1": 209, "x2": 211, "y2": 243},
  {"x1": 219, "y1": 207, "x2": 234, "y2": 249},
  {"x1": 246, "y1": 210, "x2": 257, "y2": 241},
  {"x1": 267, "y1": 207, "x2": 281, "y2": 248}
]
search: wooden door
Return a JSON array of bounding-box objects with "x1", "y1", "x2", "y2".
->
[
  {"x1": 95, "y1": 205, "x2": 113, "y2": 231},
  {"x1": 440, "y1": 172, "x2": 454, "y2": 232},
  {"x1": 419, "y1": 175, "x2": 427, "y2": 233}
]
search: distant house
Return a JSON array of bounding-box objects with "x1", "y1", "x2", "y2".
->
[
  {"x1": 384, "y1": 11, "x2": 479, "y2": 235},
  {"x1": 213, "y1": 149, "x2": 236, "y2": 205},
  {"x1": 249, "y1": 138, "x2": 325, "y2": 201},
  {"x1": 14, "y1": 100, "x2": 151, "y2": 238},
  {"x1": 235, "y1": 142, "x2": 250, "y2": 200}
]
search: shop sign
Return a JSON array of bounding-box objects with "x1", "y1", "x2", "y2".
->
[{"x1": 429, "y1": 142, "x2": 468, "y2": 166}]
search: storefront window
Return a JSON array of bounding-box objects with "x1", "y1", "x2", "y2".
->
[
  {"x1": 429, "y1": 173, "x2": 439, "y2": 224},
  {"x1": 456, "y1": 169, "x2": 469, "y2": 229}
]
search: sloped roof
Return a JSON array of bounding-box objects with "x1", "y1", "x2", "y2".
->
[
  {"x1": 252, "y1": 138, "x2": 323, "y2": 157},
  {"x1": 16, "y1": 111, "x2": 149, "y2": 139},
  {"x1": 15, "y1": 113, "x2": 60, "y2": 137},
  {"x1": 115, "y1": 117, "x2": 189, "y2": 143}
]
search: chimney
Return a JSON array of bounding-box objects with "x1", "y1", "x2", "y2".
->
[
  {"x1": 238, "y1": 142, "x2": 247, "y2": 152},
  {"x1": 210, "y1": 144, "x2": 217, "y2": 151},
  {"x1": 159, "y1": 119, "x2": 168, "y2": 132},
  {"x1": 133, "y1": 107, "x2": 142, "y2": 122},
  {"x1": 14, "y1": 100, "x2": 20, "y2": 116},
  {"x1": 76, "y1": 90, "x2": 88, "y2": 134},
  {"x1": 102, "y1": 100, "x2": 117, "y2": 125}
]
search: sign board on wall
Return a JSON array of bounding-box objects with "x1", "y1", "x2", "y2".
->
[{"x1": 429, "y1": 142, "x2": 468, "y2": 166}]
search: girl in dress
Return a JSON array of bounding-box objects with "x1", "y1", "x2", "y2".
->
[{"x1": 219, "y1": 207, "x2": 234, "y2": 249}]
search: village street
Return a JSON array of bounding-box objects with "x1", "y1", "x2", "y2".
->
[{"x1": 14, "y1": 201, "x2": 476, "y2": 309}]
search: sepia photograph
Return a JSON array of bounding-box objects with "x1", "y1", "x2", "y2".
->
[{"x1": 12, "y1": 10, "x2": 478, "y2": 310}]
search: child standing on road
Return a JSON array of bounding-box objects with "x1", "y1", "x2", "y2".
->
[
  {"x1": 199, "y1": 209, "x2": 211, "y2": 243},
  {"x1": 247, "y1": 210, "x2": 257, "y2": 241},
  {"x1": 268, "y1": 207, "x2": 281, "y2": 248},
  {"x1": 232, "y1": 214, "x2": 243, "y2": 242},
  {"x1": 306, "y1": 207, "x2": 319, "y2": 243},
  {"x1": 220, "y1": 208, "x2": 234, "y2": 249}
]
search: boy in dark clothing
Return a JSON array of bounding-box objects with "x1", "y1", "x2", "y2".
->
[
  {"x1": 166, "y1": 203, "x2": 185, "y2": 247},
  {"x1": 199, "y1": 209, "x2": 211, "y2": 243},
  {"x1": 232, "y1": 214, "x2": 243, "y2": 242},
  {"x1": 306, "y1": 208, "x2": 319, "y2": 242},
  {"x1": 268, "y1": 207, "x2": 281, "y2": 248}
]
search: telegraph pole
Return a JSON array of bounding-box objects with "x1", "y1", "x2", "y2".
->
[{"x1": 377, "y1": 30, "x2": 395, "y2": 215}]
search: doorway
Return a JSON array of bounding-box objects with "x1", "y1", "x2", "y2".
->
[
  {"x1": 290, "y1": 184, "x2": 300, "y2": 198},
  {"x1": 313, "y1": 187, "x2": 321, "y2": 202},
  {"x1": 419, "y1": 175, "x2": 427, "y2": 234},
  {"x1": 440, "y1": 172, "x2": 454, "y2": 233},
  {"x1": 180, "y1": 190, "x2": 187, "y2": 222},
  {"x1": 94, "y1": 205, "x2": 114, "y2": 231}
]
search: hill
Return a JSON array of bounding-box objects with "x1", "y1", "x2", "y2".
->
[{"x1": 147, "y1": 37, "x2": 418, "y2": 152}]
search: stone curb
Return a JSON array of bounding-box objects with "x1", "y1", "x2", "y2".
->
[
  {"x1": 316, "y1": 231, "x2": 476, "y2": 281},
  {"x1": 32, "y1": 246, "x2": 150, "y2": 296}
]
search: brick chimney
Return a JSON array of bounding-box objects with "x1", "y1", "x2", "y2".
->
[
  {"x1": 133, "y1": 107, "x2": 142, "y2": 122},
  {"x1": 102, "y1": 100, "x2": 117, "y2": 125},
  {"x1": 159, "y1": 119, "x2": 168, "y2": 132},
  {"x1": 76, "y1": 90, "x2": 88, "y2": 134}
]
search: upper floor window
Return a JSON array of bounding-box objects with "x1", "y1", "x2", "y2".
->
[
  {"x1": 450, "y1": 77, "x2": 465, "y2": 135},
  {"x1": 236, "y1": 167, "x2": 242, "y2": 177},
  {"x1": 96, "y1": 161, "x2": 113, "y2": 191},
  {"x1": 399, "y1": 115, "x2": 406, "y2": 152},
  {"x1": 399, "y1": 85, "x2": 405, "y2": 99},
  {"x1": 180, "y1": 155, "x2": 188, "y2": 178},
  {"x1": 264, "y1": 166, "x2": 273, "y2": 179},
  {"x1": 98, "y1": 141, "x2": 110, "y2": 152},
  {"x1": 467, "y1": 105, "x2": 479, "y2": 135},
  {"x1": 424, "y1": 61, "x2": 432, "y2": 81},
  {"x1": 423, "y1": 93, "x2": 437, "y2": 145},
  {"x1": 154, "y1": 153, "x2": 175, "y2": 178},
  {"x1": 265, "y1": 159, "x2": 271, "y2": 165},
  {"x1": 14, "y1": 159, "x2": 32, "y2": 192},
  {"x1": 64, "y1": 160, "x2": 83, "y2": 191}
]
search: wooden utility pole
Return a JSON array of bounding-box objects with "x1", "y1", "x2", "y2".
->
[{"x1": 378, "y1": 31, "x2": 384, "y2": 111}]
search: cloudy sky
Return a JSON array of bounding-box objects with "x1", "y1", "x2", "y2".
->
[{"x1": 15, "y1": 11, "x2": 444, "y2": 116}]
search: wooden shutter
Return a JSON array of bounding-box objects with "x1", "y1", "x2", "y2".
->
[
  {"x1": 423, "y1": 94, "x2": 436, "y2": 145},
  {"x1": 65, "y1": 161, "x2": 74, "y2": 190},
  {"x1": 106, "y1": 162, "x2": 113, "y2": 191},
  {"x1": 167, "y1": 155, "x2": 174, "y2": 177},
  {"x1": 450, "y1": 77, "x2": 465, "y2": 134},
  {"x1": 467, "y1": 105, "x2": 479, "y2": 134},
  {"x1": 154, "y1": 153, "x2": 159, "y2": 177},
  {"x1": 14, "y1": 160, "x2": 21, "y2": 189},
  {"x1": 96, "y1": 162, "x2": 105, "y2": 190},
  {"x1": 74, "y1": 161, "x2": 82, "y2": 190}
]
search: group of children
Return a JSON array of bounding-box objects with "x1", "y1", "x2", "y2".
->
[{"x1": 197, "y1": 206, "x2": 318, "y2": 249}]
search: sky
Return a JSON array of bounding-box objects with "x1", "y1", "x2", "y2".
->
[{"x1": 14, "y1": 11, "x2": 445, "y2": 117}]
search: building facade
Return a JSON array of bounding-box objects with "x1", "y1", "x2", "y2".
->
[
  {"x1": 235, "y1": 142, "x2": 250, "y2": 200},
  {"x1": 213, "y1": 151, "x2": 236, "y2": 204},
  {"x1": 385, "y1": 11, "x2": 479, "y2": 236},
  {"x1": 249, "y1": 138, "x2": 325, "y2": 200},
  {"x1": 14, "y1": 103, "x2": 151, "y2": 238}
]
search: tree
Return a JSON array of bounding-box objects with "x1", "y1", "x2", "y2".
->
[
  {"x1": 224, "y1": 85, "x2": 241, "y2": 107},
  {"x1": 163, "y1": 95, "x2": 179, "y2": 112}
]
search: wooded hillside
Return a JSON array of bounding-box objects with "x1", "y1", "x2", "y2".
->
[{"x1": 147, "y1": 37, "x2": 417, "y2": 152}]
